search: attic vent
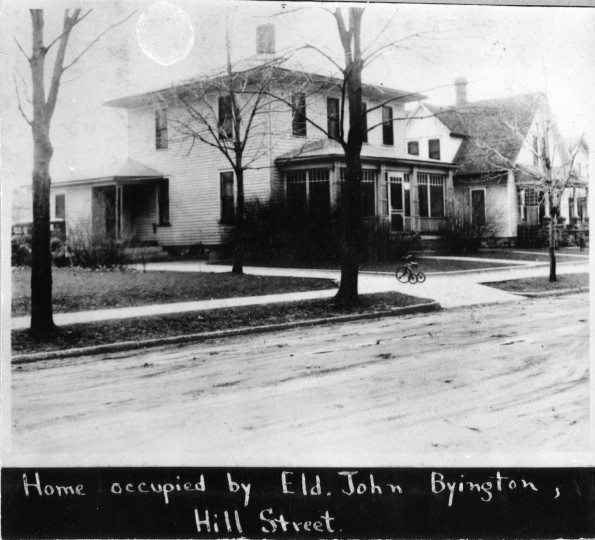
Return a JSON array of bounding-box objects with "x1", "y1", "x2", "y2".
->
[{"x1": 256, "y1": 24, "x2": 275, "y2": 54}]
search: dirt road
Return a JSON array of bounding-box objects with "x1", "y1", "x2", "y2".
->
[{"x1": 9, "y1": 294, "x2": 589, "y2": 464}]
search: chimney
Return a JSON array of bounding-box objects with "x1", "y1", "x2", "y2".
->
[
  {"x1": 455, "y1": 77, "x2": 467, "y2": 107},
  {"x1": 256, "y1": 24, "x2": 275, "y2": 55}
]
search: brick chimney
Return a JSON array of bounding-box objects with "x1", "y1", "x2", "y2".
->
[
  {"x1": 256, "y1": 24, "x2": 275, "y2": 54},
  {"x1": 455, "y1": 77, "x2": 468, "y2": 107}
]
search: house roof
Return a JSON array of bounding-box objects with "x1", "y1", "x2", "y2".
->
[
  {"x1": 52, "y1": 158, "x2": 164, "y2": 187},
  {"x1": 105, "y1": 63, "x2": 425, "y2": 109},
  {"x1": 275, "y1": 138, "x2": 456, "y2": 169},
  {"x1": 426, "y1": 93, "x2": 545, "y2": 175}
]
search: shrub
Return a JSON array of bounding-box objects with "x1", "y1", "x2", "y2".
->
[
  {"x1": 439, "y1": 193, "x2": 499, "y2": 253},
  {"x1": 362, "y1": 221, "x2": 420, "y2": 262},
  {"x1": 63, "y1": 218, "x2": 130, "y2": 269}
]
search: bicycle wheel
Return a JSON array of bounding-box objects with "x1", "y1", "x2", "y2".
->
[
  {"x1": 396, "y1": 267, "x2": 409, "y2": 283},
  {"x1": 408, "y1": 272, "x2": 418, "y2": 284},
  {"x1": 416, "y1": 272, "x2": 426, "y2": 284}
]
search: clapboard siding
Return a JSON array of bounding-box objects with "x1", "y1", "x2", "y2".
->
[
  {"x1": 507, "y1": 171, "x2": 519, "y2": 236},
  {"x1": 61, "y1": 186, "x2": 92, "y2": 232}
]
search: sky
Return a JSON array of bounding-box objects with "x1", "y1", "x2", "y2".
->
[{"x1": 2, "y1": 0, "x2": 594, "y2": 198}]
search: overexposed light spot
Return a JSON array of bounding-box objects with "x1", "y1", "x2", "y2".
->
[{"x1": 136, "y1": 1, "x2": 194, "y2": 66}]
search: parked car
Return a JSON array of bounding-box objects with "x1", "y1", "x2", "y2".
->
[{"x1": 11, "y1": 219, "x2": 66, "y2": 266}]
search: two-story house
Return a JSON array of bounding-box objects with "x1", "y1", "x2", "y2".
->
[
  {"x1": 50, "y1": 27, "x2": 458, "y2": 255},
  {"x1": 406, "y1": 78, "x2": 588, "y2": 244}
]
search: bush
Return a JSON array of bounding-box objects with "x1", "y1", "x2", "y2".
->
[
  {"x1": 63, "y1": 219, "x2": 130, "y2": 269},
  {"x1": 235, "y1": 199, "x2": 342, "y2": 265},
  {"x1": 439, "y1": 194, "x2": 499, "y2": 253},
  {"x1": 362, "y1": 221, "x2": 420, "y2": 262}
]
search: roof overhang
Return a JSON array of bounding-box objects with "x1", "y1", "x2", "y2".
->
[{"x1": 276, "y1": 153, "x2": 456, "y2": 170}]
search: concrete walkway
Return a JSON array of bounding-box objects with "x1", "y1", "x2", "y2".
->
[{"x1": 12, "y1": 258, "x2": 589, "y2": 330}]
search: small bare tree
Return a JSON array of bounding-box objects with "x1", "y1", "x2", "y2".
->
[
  {"x1": 459, "y1": 95, "x2": 584, "y2": 281},
  {"x1": 15, "y1": 9, "x2": 134, "y2": 337},
  {"x1": 169, "y1": 33, "x2": 292, "y2": 274}
]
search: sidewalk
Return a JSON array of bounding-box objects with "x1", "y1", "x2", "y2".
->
[{"x1": 11, "y1": 260, "x2": 589, "y2": 330}]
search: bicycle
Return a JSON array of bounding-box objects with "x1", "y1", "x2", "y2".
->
[{"x1": 395, "y1": 255, "x2": 426, "y2": 284}]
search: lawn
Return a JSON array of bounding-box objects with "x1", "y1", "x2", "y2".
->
[
  {"x1": 11, "y1": 292, "x2": 432, "y2": 355},
  {"x1": 362, "y1": 258, "x2": 517, "y2": 274},
  {"x1": 11, "y1": 267, "x2": 336, "y2": 317},
  {"x1": 483, "y1": 273, "x2": 589, "y2": 293}
]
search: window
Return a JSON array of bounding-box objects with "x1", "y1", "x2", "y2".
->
[
  {"x1": 158, "y1": 180, "x2": 170, "y2": 225},
  {"x1": 418, "y1": 174, "x2": 445, "y2": 218},
  {"x1": 407, "y1": 141, "x2": 419, "y2": 156},
  {"x1": 220, "y1": 172, "x2": 234, "y2": 223},
  {"x1": 327, "y1": 97, "x2": 340, "y2": 139},
  {"x1": 155, "y1": 109, "x2": 168, "y2": 149},
  {"x1": 218, "y1": 96, "x2": 234, "y2": 139},
  {"x1": 362, "y1": 103, "x2": 368, "y2": 143},
  {"x1": 291, "y1": 92, "x2": 307, "y2": 137},
  {"x1": 428, "y1": 139, "x2": 440, "y2": 160},
  {"x1": 340, "y1": 168, "x2": 377, "y2": 217},
  {"x1": 519, "y1": 187, "x2": 540, "y2": 224},
  {"x1": 55, "y1": 194, "x2": 65, "y2": 220},
  {"x1": 470, "y1": 189, "x2": 486, "y2": 226},
  {"x1": 286, "y1": 169, "x2": 330, "y2": 221},
  {"x1": 382, "y1": 106, "x2": 393, "y2": 145}
]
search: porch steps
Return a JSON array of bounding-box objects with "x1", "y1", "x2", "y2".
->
[{"x1": 124, "y1": 246, "x2": 170, "y2": 262}]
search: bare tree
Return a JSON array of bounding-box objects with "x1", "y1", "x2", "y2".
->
[
  {"x1": 169, "y1": 35, "x2": 292, "y2": 274},
  {"x1": 456, "y1": 95, "x2": 584, "y2": 281},
  {"x1": 16, "y1": 9, "x2": 134, "y2": 337}
]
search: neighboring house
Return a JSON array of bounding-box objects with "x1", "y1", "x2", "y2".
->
[
  {"x1": 406, "y1": 79, "x2": 588, "y2": 243},
  {"x1": 50, "y1": 27, "x2": 458, "y2": 254}
]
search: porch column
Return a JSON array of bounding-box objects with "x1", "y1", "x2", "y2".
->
[
  {"x1": 410, "y1": 166, "x2": 419, "y2": 231},
  {"x1": 330, "y1": 161, "x2": 341, "y2": 211},
  {"x1": 378, "y1": 163, "x2": 389, "y2": 227}
]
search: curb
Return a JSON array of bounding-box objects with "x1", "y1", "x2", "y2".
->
[
  {"x1": 11, "y1": 300, "x2": 441, "y2": 364},
  {"x1": 516, "y1": 287, "x2": 590, "y2": 298}
]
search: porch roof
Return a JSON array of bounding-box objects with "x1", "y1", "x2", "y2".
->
[
  {"x1": 52, "y1": 159, "x2": 164, "y2": 187},
  {"x1": 275, "y1": 139, "x2": 457, "y2": 169}
]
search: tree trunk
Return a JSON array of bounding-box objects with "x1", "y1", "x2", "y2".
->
[
  {"x1": 232, "y1": 167, "x2": 244, "y2": 274},
  {"x1": 334, "y1": 7, "x2": 364, "y2": 307},
  {"x1": 548, "y1": 195, "x2": 557, "y2": 282},
  {"x1": 30, "y1": 129, "x2": 56, "y2": 336}
]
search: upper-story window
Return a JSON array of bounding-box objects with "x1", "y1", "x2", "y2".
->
[
  {"x1": 220, "y1": 171, "x2": 235, "y2": 224},
  {"x1": 533, "y1": 135, "x2": 539, "y2": 165},
  {"x1": 155, "y1": 109, "x2": 168, "y2": 149},
  {"x1": 407, "y1": 141, "x2": 419, "y2": 156},
  {"x1": 292, "y1": 92, "x2": 307, "y2": 137},
  {"x1": 218, "y1": 95, "x2": 234, "y2": 139},
  {"x1": 428, "y1": 138, "x2": 441, "y2": 160},
  {"x1": 382, "y1": 106, "x2": 394, "y2": 145},
  {"x1": 362, "y1": 102, "x2": 368, "y2": 143},
  {"x1": 55, "y1": 194, "x2": 65, "y2": 220},
  {"x1": 327, "y1": 97, "x2": 340, "y2": 139}
]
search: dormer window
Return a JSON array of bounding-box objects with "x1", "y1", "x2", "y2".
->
[
  {"x1": 218, "y1": 96, "x2": 234, "y2": 139},
  {"x1": 428, "y1": 139, "x2": 440, "y2": 160},
  {"x1": 407, "y1": 141, "x2": 419, "y2": 156},
  {"x1": 155, "y1": 109, "x2": 168, "y2": 149}
]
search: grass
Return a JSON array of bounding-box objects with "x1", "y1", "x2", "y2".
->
[
  {"x1": 362, "y1": 258, "x2": 516, "y2": 274},
  {"x1": 483, "y1": 273, "x2": 589, "y2": 293},
  {"x1": 11, "y1": 267, "x2": 336, "y2": 317},
  {"x1": 11, "y1": 292, "x2": 431, "y2": 355}
]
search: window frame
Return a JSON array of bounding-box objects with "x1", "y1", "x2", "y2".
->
[
  {"x1": 218, "y1": 95, "x2": 234, "y2": 140},
  {"x1": 157, "y1": 179, "x2": 170, "y2": 226},
  {"x1": 291, "y1": 92, "x2": 307, "y2": 137},
  {"x1": 469, "y1": 187, "x2": 486, "y2": 226},
  {"x1": 54, "y1": 193, "x2": 66, "y2": 220},
  {"x1": 418, "y1": 173, "x2": 445, "y2": 218},
  {"x1": 155, "y1": 108, "x2": 168, "y2": 150},
  {"x1": 220, "y1": 171, "x2": 235, "y2": 224},
  {"x1": 407, "y1": 140, "x2": 420, "y2": 156},
  {"x1": 382, "y1": 106, "x2": 394, "y2": 146},
  {"x1": 285, "y1": 168, "x2": 330, "y2": 220},
  {"x1": 327, "y1": 97, "x2": 340, "y2": 139},
  {"x1": 428, "y1": 139, "x2": 441, "y2": 160}
]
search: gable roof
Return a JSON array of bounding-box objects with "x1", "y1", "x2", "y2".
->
[
  {"x1": 105, "y1": 63, "x2": 425, "y2": 109},
  {"x1": 426, "y1": 93, "x2": 545, "y2": 174}
]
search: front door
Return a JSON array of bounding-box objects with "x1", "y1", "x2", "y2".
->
[{"x1": 388, "y1": 173, "x2": 411, "y2": 231}]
